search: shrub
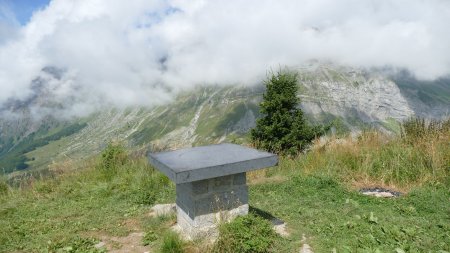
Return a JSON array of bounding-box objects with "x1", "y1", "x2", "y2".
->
[
  {"x1": 160, "y1": 231, "x2": 184, "y2": 253},
  {"x1": 251, "y1": 70, "x2": 326, "y2": 155},
  {"x1": 213, "y1": 214, "x2": 278, "y2": 253},
  {"x1": 97, "y1": 143, "x2": 128, "y2": 178}
]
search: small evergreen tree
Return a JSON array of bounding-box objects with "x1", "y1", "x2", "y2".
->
[{"x1": 251, "y1": 70, "x2": 324, "y2": 155}]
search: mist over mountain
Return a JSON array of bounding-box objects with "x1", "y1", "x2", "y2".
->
[
  {"x1": 1, "y1": 62, "x2": 449, "y2": 175},
  {"x1": 1, "y1": 0, "x2": 450, "y2": 118}
]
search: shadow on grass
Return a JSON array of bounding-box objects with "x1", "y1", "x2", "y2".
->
[{"x1": 250, "y1": 206, "x2": 284, "y2": 225}]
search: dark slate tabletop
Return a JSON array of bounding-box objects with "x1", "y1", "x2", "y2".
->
[{"x1": 148, "y1": 143, "x2": 278, "y2": 184}]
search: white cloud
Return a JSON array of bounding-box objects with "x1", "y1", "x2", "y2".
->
[{"x1": 1, "y1": 0, "x2": 449, "y2": 117}]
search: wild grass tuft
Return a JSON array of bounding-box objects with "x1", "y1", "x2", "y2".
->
[
  {"x1": 401, "y1": 117, "x2": 450, "y2": 140},
  {"x1": 291, "y1": 118, "x2": 450, "y2": 190},
  {"x1": 0, "y1": 176, "x2": 8, "y2": 196},
  {"x1": 160, "y1": 231, "x2": 184, "y2": 253}
]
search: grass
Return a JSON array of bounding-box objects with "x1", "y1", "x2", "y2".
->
[
  {"x1": 0, "y1": 144, "x2": 175, "y2": 252},
  {"x1": 250, "y1": 175, "x2": 450, "y2": 252},
  {"x1": 295, "y1": 128, "x2": 450, "y2": 191},
  {"x1": 0, "y1": 122, "x2": 87, "y2": 173},
  {"x1": 160, "y1": 231, "x2": 185, "y2": 253},
  {"x1": 1, "y1": 122, "x2": 449, "y2": 252},
  {"x1": 213, "y1": 214, "x2": 280, "y2": 253}
]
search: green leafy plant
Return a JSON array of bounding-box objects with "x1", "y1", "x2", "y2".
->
[
  {"x1": 142, "y1": 230, "x2": 158, "y2": 246},
  {"x1": 97, "y1": 143, "x2": 128, "y2": 178},
  {"x1": 47, "y1": 236, "x2": 104, "y2": 253},
  {"x1": 251, "y1": 70, "x2": 326, "y2": 155},
  {"x1": 213, "y1": 214, "x2": 279, "y2": 253}
]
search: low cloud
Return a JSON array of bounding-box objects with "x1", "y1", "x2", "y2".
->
[{"x1": 1, "y1": 0, "x2": 449, "y2": 118}]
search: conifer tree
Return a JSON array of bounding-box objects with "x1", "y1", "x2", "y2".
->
[{"x1": 251, "y1": 70, "x2": 324, "y2": 154}]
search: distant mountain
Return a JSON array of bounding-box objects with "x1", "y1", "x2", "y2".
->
[{"x1": 1, "y1": 63, "x2": 449, "y2": 175}]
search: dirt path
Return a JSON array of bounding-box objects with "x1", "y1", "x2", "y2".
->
[{"x1": 96, "y1": 232, "x2": 151, "y2": 253}]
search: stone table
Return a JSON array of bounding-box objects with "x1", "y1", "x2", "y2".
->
[{"x1": 148, "y1": 143, "x2": 278, "y2": 239}]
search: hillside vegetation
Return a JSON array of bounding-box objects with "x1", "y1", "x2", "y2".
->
[
  {"x1": 1, "y1": 118, "x2": 449, "y2": 252},
  {"x1": 2, "y1": 64, "x2": 449, "y2": 176}
]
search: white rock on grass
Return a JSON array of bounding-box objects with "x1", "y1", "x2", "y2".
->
[
  {"x1": 149, "y1": 203, "x2": 176, "y2": 217},
  {"x1": 362, "y1": 191, "x2": 395, "y2": 198},
  {"x1": 94, "y1": 241, "x2": 105, "y2": 249},
  {"x1": 273, "y1": 223, "x2": 290, "y2": 237},
  {"x1": 300, "y1": 244, "x2": 314, "y2": 253}
]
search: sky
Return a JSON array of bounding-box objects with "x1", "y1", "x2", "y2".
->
[
  {"x1": 0, "y1": 0, "x2": 449, "y2": 118},
  {"x1": 0, "y1": 0, "x2": 50, "y2": 24}
]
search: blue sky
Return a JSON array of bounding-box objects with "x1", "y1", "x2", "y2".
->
[{"x1": 1, "y1": 0, "x2": 50, "y2": 25}]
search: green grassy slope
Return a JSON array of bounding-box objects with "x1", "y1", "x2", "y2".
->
[
  {"x1": 0, "y1": 122, "x2": 87, "y2": 174},
  {"x1": 1, "y1": 125, "x2": 449, "y2": 252}
]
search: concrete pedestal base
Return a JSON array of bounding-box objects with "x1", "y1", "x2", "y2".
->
[{"x1": 175, "y1": 173, "x2": 249, "y2": 240}]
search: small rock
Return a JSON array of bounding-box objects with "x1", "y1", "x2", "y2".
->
[
  {"x1": 149, "y1": 203, "x2": 176, "y2": 217},
  {"x1": 300, "y1": 243, "x2": 313, "y2": 253},
  {"x1": 270, "y1": 217, "x2": 289, "y2": 237},
  {"x1": 273, "y1": 223, "x2": 290, "y2": 237},
  {"x1": 301, "y1": 234, "x2": 307, "y2": 242},
  {"x1": 362, "y1": 191, "x2": 394, "y2": 198},
  {"x1": 360, "y1": 187, "x2": 401, "y2": 198},
  {"x1": 94, "y1": 241, "x2": 105, "y2": 249}
]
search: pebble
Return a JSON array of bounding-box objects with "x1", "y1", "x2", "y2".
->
[
  {"x1": 273, "y1": 223, "x2": 289, "y2": 237},
  {"x1": 149, "y1": 203, "x2": 176, "y2": 217},
  {"x1": 360, "y1": 187, "x2": 402, "y2": 198},
  {"x1": 94, "y1": 241, "x2": 105, "y2": 249},
  {"x1": 300, "y1": 244, "x2": 313, "y2": 253}
]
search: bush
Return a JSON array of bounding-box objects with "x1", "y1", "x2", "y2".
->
[
  {"x1": 160, "y1": 231, "x2": 184, "y2": 253},
  {"x1": 97, "y1": 143, "x2": 128, "y2": 178},
  {"x1": 251, "y1": 70, "x2": 326, "y2": 155},
  {"x1": 213, "y1": 214, "x2": 278, "y2": 253}
]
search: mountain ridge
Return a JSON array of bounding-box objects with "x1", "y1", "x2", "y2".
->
[{"x1": 1, "y1": 63, "x2": 449, "y2": 174}]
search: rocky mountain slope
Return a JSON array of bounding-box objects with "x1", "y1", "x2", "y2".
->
[{"x1": 1, "y1": 63, "x2": 449, "y2": 174}]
